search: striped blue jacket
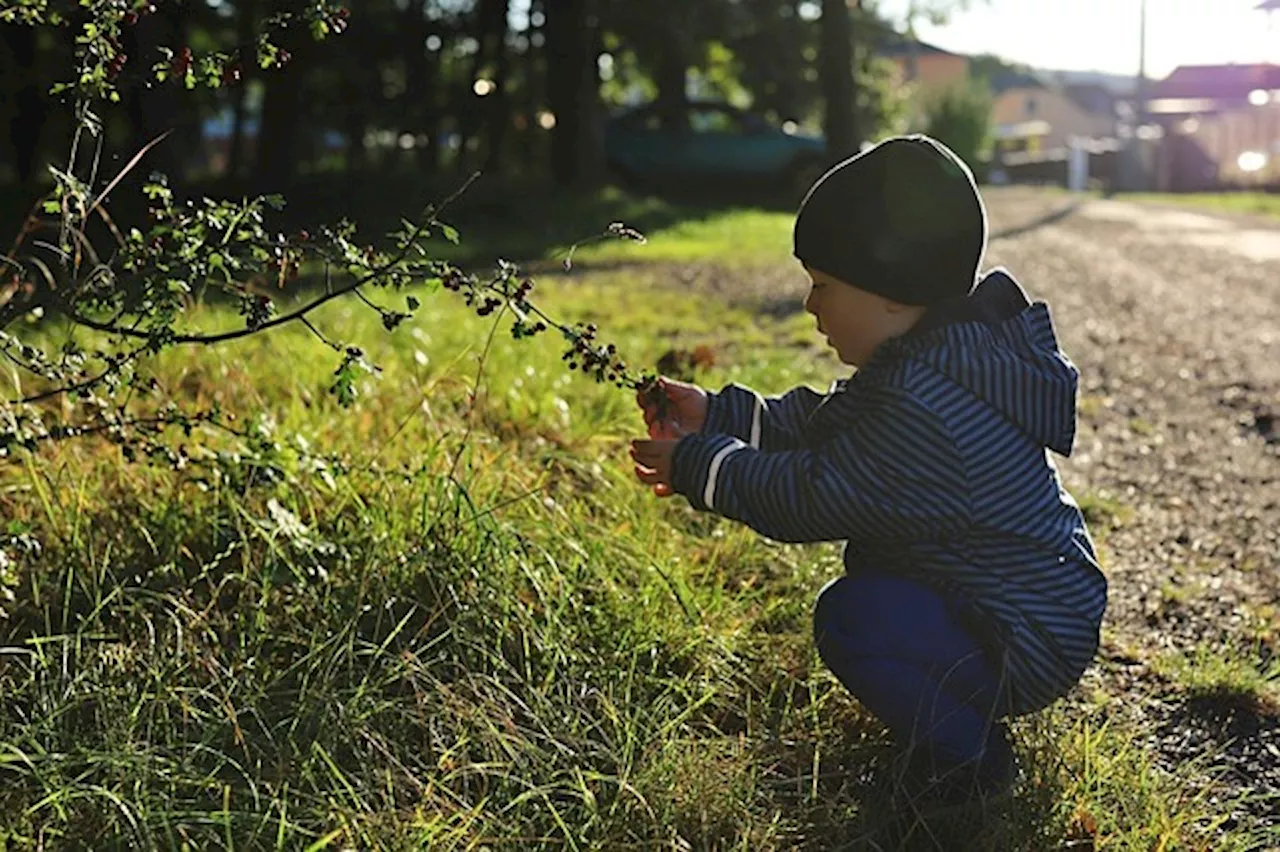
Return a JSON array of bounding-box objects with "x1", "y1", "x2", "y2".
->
[{"x1": 669, "y1": 269, "x2": 1107, "y2": 714}]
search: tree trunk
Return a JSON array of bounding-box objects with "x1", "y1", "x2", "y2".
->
[
  {"x1": 252, "y1": 1, "x2": 314, "y2": 187},
  {"x1": 820, "y1": 0, "x2": 859, "y2": 158},
  {"x1": 660, "y1": 34, "x2": 691, "y2": 126},
  {"x1": 483, "y1": 0, "x2": 513, "y2": 173},
  {"x1": 520, "y1": 0, "x2": 545, "y2": 172},
  {"x1": 403, "y1": 0, "x2": 439, "y2": 174},
  {"x1": 227, "y1": 0, "x2": 258, "y2": 181},
  {"x1": 545, "y1": 0, "x2": 602, "y2": 187},
  {"x1": 123, "y1": 8, "x2": 186, "y2": 180},
  {"x1": 255, "y1": 67, "x2": 304, "y2": 186},
  {"x1": 1, "y1": 25, "x2": 45, "y2": 187}
]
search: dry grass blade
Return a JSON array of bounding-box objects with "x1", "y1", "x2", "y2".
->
[{"x1": 83, "y1": 129, "x2": 175, "y2": 226}]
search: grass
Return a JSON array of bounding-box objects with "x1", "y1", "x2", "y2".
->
[
  {"x1": 1155, "y1": 645, "x2": 1280, "y2": 717},
  {"x1": 1, "y1": 206, "x2": 1275, "y2": 849},
  {"x1": 1120, "y1": 190, "x2": 1280, "y2": 220},
  {"x1": 433, "y1": 185, "x2": 796, "y2": 269}
]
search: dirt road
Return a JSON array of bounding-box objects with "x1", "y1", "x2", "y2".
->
[{"x1": 981, "y1": 189, "x2": 1280, "y2": 828}]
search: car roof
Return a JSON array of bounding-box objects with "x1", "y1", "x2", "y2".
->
[{"x1": 618, "y1": 100, "x2": 752, "y2": 117}]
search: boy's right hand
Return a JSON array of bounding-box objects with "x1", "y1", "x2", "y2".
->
[{"x1": 636, "y1": 376, "x2": 708, "y2": 440}]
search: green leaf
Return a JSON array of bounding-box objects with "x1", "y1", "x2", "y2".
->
[{"x1": 440, "y1": 224, "x2": 460, "y2": 245}]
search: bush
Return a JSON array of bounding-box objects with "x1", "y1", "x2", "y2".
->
[{"x1": 923, "y1": 78, "x2": 993, "y2": 176}]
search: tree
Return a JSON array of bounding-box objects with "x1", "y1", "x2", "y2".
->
[
  {"x1": 0, "y1": 25, "x2": 45, "y2": 187},
  {"x1": 923, "y1": 78, "x2": 993, "y2": 170},
  {"x1": 820, "y1": 0, "x2": 858, "y2": 157},
  {"x1": 545, "y1": 0, "x2": 602, "y2": 187}
]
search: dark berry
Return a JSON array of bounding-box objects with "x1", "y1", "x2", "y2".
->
[{"x1": 172, "y1": 47, "x2": 192, "y2": 76}]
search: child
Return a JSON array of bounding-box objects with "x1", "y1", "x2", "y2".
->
[{"x1": 630, "y1": 135, "x2": 1107, "y2": 800}]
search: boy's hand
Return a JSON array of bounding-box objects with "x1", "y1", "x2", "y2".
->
[
  {"x1": 630, "y1": 438, "x2": 682, "y2": 497},
  {"x1": 636, "y1": 376, "x2": 708, "y2": 440}
]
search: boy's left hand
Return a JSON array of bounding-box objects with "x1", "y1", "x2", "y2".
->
[{"x1": 630, "y1": 437, "x2": 682, "y2": 498}]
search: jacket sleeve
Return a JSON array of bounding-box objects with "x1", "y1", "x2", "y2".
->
[
  {"x1": 671, "y1": 393, "x2": 970, "y2": 543},
  {"x1": 701, "y1": 382, "x2": 828, "y2": 452}
]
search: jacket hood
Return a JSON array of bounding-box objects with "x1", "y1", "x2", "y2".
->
[{"x1": 879, "y1": 268, "x2": 1081, "y2": 455}]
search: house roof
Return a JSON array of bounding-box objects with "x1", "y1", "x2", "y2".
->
[
  {"x1": 1152, "y1": 63, "x2": 1280, "y2": 100},
  {"x1": 874, "y1": 33, "x2": 963, "y2": 59},
  {"x1": 1257, "y1": 0, "x2": 1280, "y2": 10},
  {"x1": 1063, "y1": 82, "x2": 1122, "y2": 115},
  {"x1": 987, "y1": 70, "x2": 1047, "y2": 94}
]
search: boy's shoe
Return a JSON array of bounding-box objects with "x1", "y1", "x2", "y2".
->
[{"x1": 891, "y1": 730, "x2": 1019, "y2": 810}]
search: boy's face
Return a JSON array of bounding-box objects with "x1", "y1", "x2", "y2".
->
[{"x1": 802, "y1": 267, "x2": 924, "y2": 367}]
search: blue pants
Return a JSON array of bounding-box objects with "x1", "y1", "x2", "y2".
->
[{"x1": 813, "y1": 572, "x2": 1014, "y2": 774}]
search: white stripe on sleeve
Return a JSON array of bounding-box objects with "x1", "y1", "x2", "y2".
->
[
  {"x1": 749, "y1": 397, "x2": 762, "y2": 449},
  {"x1": 704, "y1": 443, "x2": 746, "y2": 510}
]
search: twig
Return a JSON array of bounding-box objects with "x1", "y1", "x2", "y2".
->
[
  {"x1": 445, "y1": 300, "x2": 509, "y2": 484},
  {"x1": 67, "y1": 273, "x2": 367, "y2": 345},
  {"x1": 427, "y1": 171, "x2": 481, "y2": 222},
  {"x1": 299, "y1": 315, "x2": 341, "y2": 352},
  {"x1": 62, "y1": 216, "x2": 440, "y2": 346},
  {"x1": 16, "y1": 343, "x2": 149, "y2": 406}
]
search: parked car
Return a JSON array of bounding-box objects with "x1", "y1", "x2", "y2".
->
[{"x1": 603, "y1": 101, "x2": 829, "y2": 199}]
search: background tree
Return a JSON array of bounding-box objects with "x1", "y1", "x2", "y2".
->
[
  {"x1": 0, "y1": 0, "x2": 968, "y2": 199},
  {"x1": 821, "y1": 0, "x2": 859, "y2": 157},
  {"x1": 545, "y1": 0, "x2": 602, "y2": 187}
]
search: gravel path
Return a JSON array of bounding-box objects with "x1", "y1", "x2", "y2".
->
[{"x1": 984, "y1": 190, "x2": 1280, "y2": 831}]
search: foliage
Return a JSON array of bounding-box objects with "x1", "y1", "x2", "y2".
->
[
  {"x1": 0, "y1": 0, "x2": 344, "y2": 101},
  {"x1": 923, "y1": 77, "x2": 994, "y2": 170},
  {"x1": 0, "y1": 3, "x2": 666, "y2": 467}
]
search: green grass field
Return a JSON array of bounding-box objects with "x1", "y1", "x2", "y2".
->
[{"x1": 0, "y1": 204, "x2": 1270, "y2": 850}]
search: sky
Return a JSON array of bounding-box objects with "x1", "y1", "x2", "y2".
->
[{"x1": 876, "y1": 0, "x2": 1280, "y2": 79}]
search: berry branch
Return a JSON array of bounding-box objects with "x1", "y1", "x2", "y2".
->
[{"x1": 0, "y1": 3, "x2": 674, "y2": 464}]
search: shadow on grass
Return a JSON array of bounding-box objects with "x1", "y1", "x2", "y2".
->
[
  {"x1": 0, "y1": 169, "x2": 796, "y2": 270},
  {"x1": 756, "y1": 732, "x2": 1069, "y2": 851}
]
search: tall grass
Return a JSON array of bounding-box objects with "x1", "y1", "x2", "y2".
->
[{"x1": 1, "y1": 251, "x2": 1272, "y2": 849}]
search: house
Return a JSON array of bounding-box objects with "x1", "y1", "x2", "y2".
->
[
  {"x1": 1062, "y1": 83, "x2": 1126, "y2": 126},
  {"x1": 1146, "y1": 63, "x2": 1280, "y2": 185},
  {"x1": 1147, "y1": 63, "x2": 1280, "y2": 117},
  {"x1": 875, "y1": 36, "x2": 971, "y2": 94},
  {"x1": 989, "y1": 85, "x2": 1117, "y2": 154}
]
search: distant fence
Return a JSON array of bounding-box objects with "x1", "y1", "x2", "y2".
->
[{"x1": 987, "y1": 140, "x2": 1124, "y2": 192}]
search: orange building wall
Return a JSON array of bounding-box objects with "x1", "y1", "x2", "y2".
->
[{"x1": 891, "y1": 53, "x2": 971, "y2": 91}]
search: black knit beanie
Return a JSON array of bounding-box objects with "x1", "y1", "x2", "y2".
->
[{"x1": 793, "y1": 135, "x2": 988, "y2": 306}]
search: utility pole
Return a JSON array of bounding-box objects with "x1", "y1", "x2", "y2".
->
[
  {"x1": 1136, "y1": 0, "x2": 1148, "y2": 130},
  {"x1": 1124, "y1": 0, "x2": 1150, "y2": 191}
]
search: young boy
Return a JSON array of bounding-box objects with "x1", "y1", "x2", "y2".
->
[{"x1": 630, "y1": 135, "x2": 1108, "y2": 799}]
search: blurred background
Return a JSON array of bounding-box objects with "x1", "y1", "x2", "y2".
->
[{"x1": 5, "y1": 0, "x2": 1280, "y2": 234}]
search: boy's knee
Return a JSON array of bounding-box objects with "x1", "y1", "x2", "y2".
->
[
  {"x1": 812, "y1": 574, "x2": 871, "y2": 662},
  {"x1": 812, "y1": 575, "x2": 849, "y2": 642}
]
